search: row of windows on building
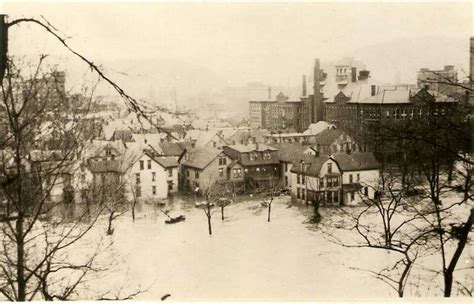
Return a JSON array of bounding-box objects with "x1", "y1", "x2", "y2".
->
[
  {"x1": 296, "y1": 187, "x2": 340, "y2": 204},
  {"x1": 295, "y1": 173, "x2": 361, "y2": 187},
  {"x1": 133, "y1": 182, "x2": 174, "y2": 198},
  {"x1": 135, "y1": 170, "x2": 173, "y2": 184},
  {"x1": 327, "y1": 106, "x2": 447, "y2": 121}
]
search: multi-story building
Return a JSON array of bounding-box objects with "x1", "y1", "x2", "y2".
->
[
  {"x1": 127, "y1": 150, "x2": 179, "y2": 201},
  {"x1": 417, "y1": 65, "x2": 460, "y2": 96},
  {"x1": 290, "y1": 151, "x2": 380, "y2": 206},
  {"x1": 249, "y1": 92, "x2": 306, "y2": 132},
  {"x1": 180, "y1": 147, "x2": 233, "y2": 192},
  {"x1": 223, "y1": 143, "x2": 280, "y2": 190}
]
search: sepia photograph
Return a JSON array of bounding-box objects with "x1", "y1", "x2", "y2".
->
[{"x1": 0, "y1": 1, "x2": 472, "y2": 301}]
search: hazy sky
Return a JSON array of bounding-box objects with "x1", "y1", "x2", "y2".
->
[{"x1": 2, "y1": 2, "x2": 473, "y2": 99}]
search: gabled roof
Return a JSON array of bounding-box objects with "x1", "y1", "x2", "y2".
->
[
  {"x1": 270, "y1": 142, "x2": 307, "y2": 163},
  {"x1": 143, "y1": 150, "x2": 179, "y2": 168},
  {"x1": 159, "y1": 142, "x2": 185, "y2": 157},
  {"x1": 331, "y1": 152, "x2": 381, "y2": 171},
  {"x1": 314, "y1": 129, "x2": 345, "y2": 146},
  {"x1": 290, "y1": 155, "x2": 331, "y2": 177},
  {"x1": 181, "y1": 147, "x2": 222, "y2": 170}
]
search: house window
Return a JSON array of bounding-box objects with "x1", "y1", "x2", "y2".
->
[
  {"x1": 302, "y1": 189, "x2": 305, "y2": 200},
  {"x1": 334, "y1": 191, "x2": 339, "y2": 203},
  {"x1": 219, "y1": 157, "x2": 227, "y2": 166},
  {"x1": 152, "y1": 172, "x2": 156, "y2": 181},
  {"x1": 327, "y1": 177, "x2": 338, "y2": 187},
  {"x1": 350, "y1": 192, "x2": 355, "y2": 201},
  {"x1": 168, "y1": 181, "x2": 173, "y2": 190},
  {"x1": 297, "y1": 188, "x2": 301, "y2": 199},
  {"x1": 349, "y1": 174, "x2": 353, "y2": 183},
  {"x1": 301, "y1": 175, "x2": 305, "y2": 184},
  {"x1": 139, "y1": 160, "x2": 144, "y2": 170},
  {"x1": 186, "y1": 169, "x2": 189, "y2": 177},
  {"x1": 357, "y1": 173, "x2": 360, "y2": 182},
  {"x1": 135, "y1": 173, "x2": 141, "y2": 184},
  {"x1": 152, "y1": 186, "x2": 156, "y2": 195},
  {"x1": 147, "y1": 160, "x2": 152, "y2": 169},
  {"x1": 284, "y1": 163, "x2": 288, "y2": 171},
  {"x1": 256, "y1": 167, "x2": 260, "y2": 172},
  {"x1": 297, "y1": 174, "x2": 300, "y2": 184},
  {"x1": 135, "y1": 186, "x2": 141, "y2": 198},
  {"x1": 168, "y1": 169, "x2": 172, "y2": 177},
  {"x1": 219, "y1": 168, "x2": 224, "y2": 177},
  {"x1": 195, "y1": 171, "x2": 199, "y2": 179},
  {"x1": 233, "y1": 168, "x2": 242, "y2": 178},
  {"x1": 364, "y1": 187, "x2": 369, "y2": 196},
  {"x1": 319, "y1": 178, "x2": 324, "y2": 188},
  {"x1": 327, "y1": 163, "x2": 332, "y2": 173},
  {"x1": 285, "y1": 176, "x2": 288, "y2": 186}
]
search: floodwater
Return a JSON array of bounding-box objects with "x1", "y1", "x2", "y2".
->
[{"x1": 93, "y1": 195, "x2": 397, "y2": 301}]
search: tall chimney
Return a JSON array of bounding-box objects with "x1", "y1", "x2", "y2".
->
[
  {"x1": 371, "y1": 85, "x2": 376, "y2": 96},
  {"x1": 351, "y1": 67, "x2": 357, "y2": 82},
  {"x1": 313, "y1": 59, "x2": 322, "y2": 123},
  {"x1": 268, "y1": 87, "x2": 272, "y2": 100},
  {"x1": 302, "y1": 74, "x2": 307, "y2": 96}
]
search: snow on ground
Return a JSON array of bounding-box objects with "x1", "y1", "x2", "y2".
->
[{"x1": 99, "y1": 196, "x2": 396, "y2": 301}]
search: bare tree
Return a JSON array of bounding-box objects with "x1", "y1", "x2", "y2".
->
[
  {"x1": 261, "y1": 179, "x2": 282, "y2": 222},
  {"x1": 325, "y1": 83, "x2": 473, "y2": 297}
]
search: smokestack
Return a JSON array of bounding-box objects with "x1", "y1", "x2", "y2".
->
[
  {"x1": 371, "y1": 85, "x2": 376, "y2": 96},
  {"x1": 313, "y1": 59, "x2": 321, "y2": 123},
  {"x1": 268, "y1": 87, "x2": 272, "y2": 100},
  {"x1": 302, "y1": 75, "x2": 307, "y2": 96},
  {"x1": 351, "y1": 67, "x2": 357, "y2": 82}
]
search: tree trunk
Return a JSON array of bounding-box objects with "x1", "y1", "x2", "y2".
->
[
  {"x1": 16, "y1": 214, "x2": 26, "y2": 301},
  {"x1": 107, "y1": 211, "x2": 115, "y2": 235},
  {"x1": 131, "y1": 200, "x2": 136, "y2": 223},
  {"x1": 444, "y1": 208, "x2": 473, "y2": 297},
  {"x1": 267, "y1": 203, "x2": 271, "y2": 222},
  {"x1": 207, "y1": 215, "x2": 212, "y2": 235}
]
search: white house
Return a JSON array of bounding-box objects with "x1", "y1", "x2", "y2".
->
[
  {"x1": 290, "y1": 152, "x2": 380, "y2": 206},
  {"x1": 127, "y1": 150, "x2": 179, "y2": 201}
]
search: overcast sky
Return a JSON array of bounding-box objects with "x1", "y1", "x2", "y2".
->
[{"x1": 2, "y1": 2, "x2": 473, "y2": 100}]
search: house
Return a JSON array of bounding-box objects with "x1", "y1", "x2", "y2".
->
[
  {"x1": 223, "y1": 143, "x2": 280, "y2": 191},
  {"x1": 86, "y1": 159, "x2": 124, "y2": 202},
  {"x1": 305, "y1": 128, "x2": 359, "y2": 155},
  {"x1": 332, "y1": 152, "x2": 380, "y2": 205},
  {"x1": 180, "y1": 147, "x2": 233, "y2": 192},
  {"x1": 290, "y1": 151, "x2": 380, "y2": 206},
  {"x1": 270, "y1": 142, "x2": 306, "y2": 189},
  {"x1": 184, "y1": 129, "x2": 229, "y2": 149},
  {"x1": 127, "y1": 149, "x2": 180, "y2": 201}
]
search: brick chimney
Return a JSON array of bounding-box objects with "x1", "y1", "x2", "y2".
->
[
  {"x1": 302, "y1": 74, "x2": 307, "y2": 96},
  {"x1": 313, "y1": 59, "x2": 322, "y2": 123},
  {"x1": 351, "y1": 67, "x2": 357, "y2": 82},
  {"x1": 371, "y1": 85, "x2": 377, "y2": 96}
]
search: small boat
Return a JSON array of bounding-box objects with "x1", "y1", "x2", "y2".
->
[{"x1": 165, "y1": 215, "x2": 186, "y2": 224}]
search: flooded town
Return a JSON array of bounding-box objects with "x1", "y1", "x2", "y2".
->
[{"x1": 0, "y1": 2, "x2": 473, "y2": 302}]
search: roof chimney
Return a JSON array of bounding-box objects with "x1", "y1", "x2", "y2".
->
[
  {"x1": 302, "y1": 74, "x2": 307, "y2": 96},
  {"x1": 351, "y1": 67, "x2": 357, "y2": 83},
  {"x1": 371, "y1": 85, "x2": 377, "y2": 96}
]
